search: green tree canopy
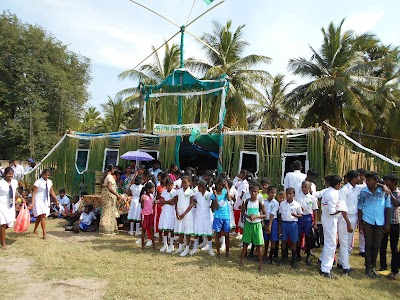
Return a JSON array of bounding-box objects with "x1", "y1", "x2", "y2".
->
[
  {"x1": 186, "y1": 20, "x2": 272, "y2": 129},
  {"x1": 0, "y1": 11, "x2": 91, "y2": 160},
  {"x1": 285, "y1": 19, "x2": 398, "y2": 131}
]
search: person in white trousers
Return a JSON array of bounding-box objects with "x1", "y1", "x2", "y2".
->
[
  {"x1": 337, "y1": 170, "x2": 365, "y2": 274},
  {"x1": 320, "y1": 175, "x2": 352, "y2": 279}
]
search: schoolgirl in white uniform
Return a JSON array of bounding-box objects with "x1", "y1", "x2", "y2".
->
[
  {"x1": 191, "y1": 181, "x2": 214, "y2": 256},
  {"x1": 159, "y1": 178, "x2": 177, "y2": 253},
  {"x1": 30, "y1": 169, "x2": 58, "y2": 239},
  {"x1": 128, "y1": 175, "x2": 143, "y2": 236},
  {"x1": 173, "y1": 176, "x2": 195, "y2": 257}
]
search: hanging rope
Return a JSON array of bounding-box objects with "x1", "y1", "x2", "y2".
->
[{"x1": 186, "y1": 0, "x2": 197, "y2": 26}]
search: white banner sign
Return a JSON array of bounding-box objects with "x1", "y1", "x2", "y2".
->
[{"x1": 153, "y1": 123, "x2": 208, "y2": 136}]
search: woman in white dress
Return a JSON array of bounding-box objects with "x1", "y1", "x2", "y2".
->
[
  {"x1": 29, "y1": 169, "x2": 58, "y2": 239},
  {"x1": 0, "y1": 167, "x2": 18, "y2": 249}
]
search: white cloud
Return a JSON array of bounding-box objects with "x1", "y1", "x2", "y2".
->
[{"x1": 342, "y1": 10, "x2": 384, "y2": 34}]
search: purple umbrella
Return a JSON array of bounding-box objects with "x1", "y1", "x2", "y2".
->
[{"x1": 120, "y1": 151, "x2": 155, "y2": 161}]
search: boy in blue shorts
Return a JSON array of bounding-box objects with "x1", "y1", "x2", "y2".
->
[
  {"x1": 279, "y1": 187, "x2": 303, "y2": 268},
  {"x1": 296, "y1": 181, "x2": 318, "y2": 265},
  {"x1": 263, "y1": 186, "x2": 279, "y2": 264},
  {"x1": 211, "y1": 178, "x2": 231, "y2": 258},
  {"x1": 74, "y1": 205, "x2": 96, "y2": 233}
]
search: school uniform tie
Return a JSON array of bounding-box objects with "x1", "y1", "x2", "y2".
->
[
  {"x1": 9, "y1": 184, "x2": 13, "y2": 208},
  {"x1": 45, "y1": 182, "x2": 50, "y2": 207}
]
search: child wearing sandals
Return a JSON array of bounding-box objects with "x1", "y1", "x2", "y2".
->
[
  {"x1": 191, "y1": 181, "x2": 215, "y2": 256},
  {"x1": 158, "y1": 178, "x2": 177, "y2": 253},
  {"x1": 173, "y1": 176, "x2": 195, "y2": 257}
]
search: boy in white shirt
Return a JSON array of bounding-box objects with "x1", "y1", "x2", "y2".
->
[
  {"x1": 319, "y1": 175, "x2": 352, "y2": 279},
  {"x1": 296, "y1": 181, "x2": 318, "y2": 265},
  {"x1": 279, "y1": 187, "x2": 303, "y2": 268},
  {"x1": 263, "y1": 186, "x2": 280, "y2": 264},
  {"x1": 74, "y1": 205, "x2": 97, "y2": 233},
  {"x1": 233, "y1": 170, "x2": 249, "y2": 238},
  {"x1": 57, "y1": 189, "x2": 70, "y2": 207}
]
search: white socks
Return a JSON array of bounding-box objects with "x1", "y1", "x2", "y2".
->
[
  {"x1": 163, "y1": 236, "x2": 168, "y2": 247},
  {"x1": 135, "y1": 223, "x2": 140, "y2": 233},
  {"x1": 208, "y1": 241, "x2": 215, "y2": 256},
  {"x1": 130, "y1": 222, "x2": 134, "y2": 232},
  {"x1": 192, "y1": 238, "x2": 199, "y2": 250}
]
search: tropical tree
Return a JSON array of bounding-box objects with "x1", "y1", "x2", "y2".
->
[
  {"x1": 284, "y1": 19, "x2": 398, "y2": 131},
  {"x1": 186, "y1": 20, "x2": 272, "y2": 128},
  {"x1": 0, "y1": 12, "x2": 91, "y2": 159},
  {"x1": 101, "y1": 96, "x2": 127, "y2": 132},
  {"x1": 117, "y1": 43, "x2": 180, "y2": 131},
  {"x1": 79, "y1": 106, "x2": 102, "y2": 133},
  {"x1": 247, "y1": 74, "x2": 296, "y2": 130}
]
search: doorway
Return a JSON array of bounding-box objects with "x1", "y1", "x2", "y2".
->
[{"x1": 281, "y1": 152, "x2": 308, "y2": 185}]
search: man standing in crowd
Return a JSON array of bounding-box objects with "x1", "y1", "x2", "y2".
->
[
  {"x1": 358, "y1": 171, "x2": 391, "y2": 278},
  {"x1": 284, "y1": 160, "x2": 306, "y2": 196}
]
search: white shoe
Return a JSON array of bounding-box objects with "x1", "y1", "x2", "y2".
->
[
  {"x1": 180, "y1": 247, "x2": 190, "y2": 257},
  {"x1": 248, "y1": 243, "x2": 252, "y2": 249},
  {"x1": 189, "y1": 248, "x2": 198, "y2": 255},
  {"x1": 154, "y1": 232, "x2": 159, "y2": 238},
  {"x1": 160, "y1": 245, "x2": 167, "y2": 253},
  {"x1": 236, "y1": 234, "x2": 242, "y2": 240},
  {"x1": 220, "y1": 244, "x2": 226, "y2": 251},
  {"x1": 166, "y1": 245, "x2": 175, "y2": 254},
  {"x1": 145, "y1": 240, "x2": 153, "y2": 247},
  {"x1": 173, "y1": 247, "x2": 183, "y2": 255},
  {"x1": 198, "y1": 241, "x2": 207, "y2": 249},
  {"x1": 136, "y1": 239, "x2": 142, "y2": 246},
  {"x1": 201, "y1": 244, "x2": 210, "y2": 251},
  {"x1": 209, "y1": 250, "x2": 215, "y2": 257},
  {"x1": 135, "y1": 231, "x2": 141, "y2": 237},
  {"x1": 237, "y1": 242, "x2": 243, "y2": 247},
  {"x1": 128, "y1": 231, "x2": 134, "y2": 236}
]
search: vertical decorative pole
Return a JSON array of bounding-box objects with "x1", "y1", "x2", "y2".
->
[{"x1": 175, "y1": 25, "x2": 185, "y2": 168}]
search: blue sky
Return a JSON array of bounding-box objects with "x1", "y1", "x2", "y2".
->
[{"x1": 1, "y1": 0, "x2": 399, "y2": 112}]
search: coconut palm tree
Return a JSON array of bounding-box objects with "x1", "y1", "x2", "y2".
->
[
  {"x1": 186, "y1": 20, "x2": 272, "y2": 128},
  {"x1": 247, "y1": 74, "x2": 296, "y2": 130},
  {"x1": 79, "y1": 106, "x2": 102, "y2": 133},
  {"x1": 284, "y1": 19, "x2": 397, "y2": 130},
  {"x1": 117, "y1": 42, "x2": 180, "y2": 131},
  {"x1": 101, "y1": 96, "x2": 126, "y2": 132}
]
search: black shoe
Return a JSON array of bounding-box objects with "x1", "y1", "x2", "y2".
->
[
  {"x1": 320, "y1": 270, "x2": 338, "y2": 279},
  {"x1": 342, "y1": 269, "x2": 351, "y2": 276},
  {"x1": 359, "y1": 252, "x2": 365, "y2": 257},
  {"x1": 306, "y1": 257, "x2": 312, "y2": 266},
  {"x1": 296, "y1": 255, "x2": 301, "y2": 262},
  {"x1": 281, "y1": 257, "x2": 289, "y2": 265},
  {"x1": 337, "y1": 263, "x2": 343, "y2": 270},
  {"x1": 291, "y1": 261, "x2": 299, "y2": 269},
  {"x1": 371, "y1": 269, "x2": 379, "y2": 278},
  {"x1": 366, "y1": 269, "x2": 375, "y2": 279},
  {"x1": 378, "y1": 267, "x2": 387, "y2": 271}
]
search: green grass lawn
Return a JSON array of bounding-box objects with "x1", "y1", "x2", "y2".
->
[{"x1": 0, "y1": 219, "x2": 399, "y2": 300}]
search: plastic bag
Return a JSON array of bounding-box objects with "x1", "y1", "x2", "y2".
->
[{"x1": 14, "y1": 203, "x2": 30, "y2": 233}]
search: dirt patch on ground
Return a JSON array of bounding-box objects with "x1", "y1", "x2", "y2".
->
[
  {"x1": 18, "y1": 278, "x2": 107, "y2": 300},
  {"x1": 0, "y1": 256, "x2": 107, "y2": 300}
]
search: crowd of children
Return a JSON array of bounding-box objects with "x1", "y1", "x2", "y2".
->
[{"x1": 1, "y1": 159, "x2": 399, "y2": 281}]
